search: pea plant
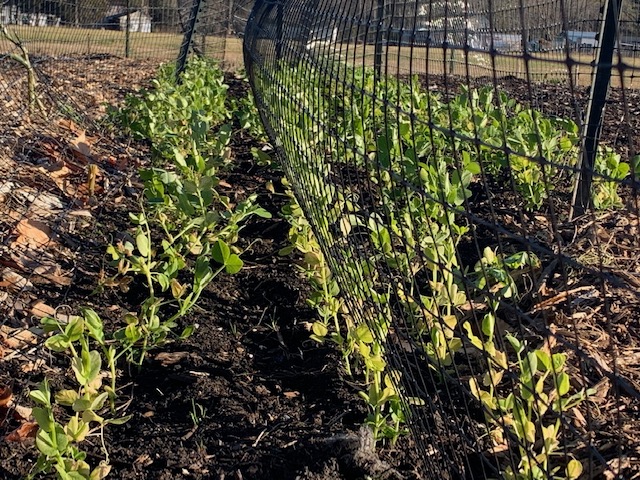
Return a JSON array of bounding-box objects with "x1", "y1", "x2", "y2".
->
[
  {"x1": 28, "y1": 309, "x2": 131, "y2": 480},
  {"x1": 102, "y1": 57, "x2": 271, "y2": 365},
  {"x1": 29, "y1": 58, "x2": 270, "y2": 479},
  {"x1": 112, "y1": 57, "x2": 231, "y2": 164},
  {"x1": 258, "y1": 58, "x2": 611, "y2": 475}
]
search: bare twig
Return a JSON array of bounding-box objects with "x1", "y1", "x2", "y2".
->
[{"x1": 1, "y1": 26, "x2": 45, "y2": 114}]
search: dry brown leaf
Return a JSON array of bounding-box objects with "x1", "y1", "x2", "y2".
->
[
  {"x1": 5, "y1": 421, "x2": 38, "y2": 442},
  {"x1": 13, "y1": 404, "x2": 32, "y2": 421},
  {"x1": 69, "y1": 131, "x2": 93, "y2": 163},
  {"x1": 20, "y1": 358, "x2": 45, "y2": 373},
  {"x1": 39, "y1": 162, "x2": 78, "y2": 197},
  {"x1": 11, "y1": 219, "x2": 53, "y2": 249},
  {"x1": 32, "y1": 264, "x2": 72, "y2": 287},
  {"x1": 57, "y1": 118, "x2": 82, "y2": 133},
  {"x1": 0, "y1": 385, "x2": 13, "y2": 408},
  {"x1": 30, "y1": 301, "x2": 55, "y2": 318},
  {"x1": 0, "y1": 325, "x2": 38, "y2": 350},
  {"x1": 0, "y1": 268, "x2": 33, "y2": 293},
  {"x1": 155, "y1": 351, "x2": 189, "y2": 366}
]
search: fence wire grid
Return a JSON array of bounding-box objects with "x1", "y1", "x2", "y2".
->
[{"x1": 244, "y1": 0, "x2": 640, "y2": 478}]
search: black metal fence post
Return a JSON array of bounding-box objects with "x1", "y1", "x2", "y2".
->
[
  {"x1": 374, "y1": 0, "x2": 385, "y2": 76},
  {"x1": 125, "y1": 0, "x2": 131, "y2": 58},
  {"x1": 176, "y1": 0, "x2": 206, "y2": 82},
  {"x1": 570, "y1": 0, "x2": 624, "y2": 218}
]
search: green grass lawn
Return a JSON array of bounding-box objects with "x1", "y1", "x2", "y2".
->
[
  {"x1": 0, "y1": 25, "x2": 243, "y2": 65},
  {"x1": 3, "y1": 25, "x2": 638, "y2": 87}
]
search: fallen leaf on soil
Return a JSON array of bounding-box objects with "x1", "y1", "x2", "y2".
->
[
  {"x1": 11, "y1": 219, "x2": 53, "y2": 249},
  {"x1": 68, "y1": 209, "x2": 93, "y2": 217},
  {"x1": 5, "y1": 421, "x2": 38, "y2": 442},
  {"x1": 20, "y1": 358, "x2": 45, "y2": 373},
  {"x1": 13, "y1": 404, "x2": 32, "y2": 421},
  {"x1": 28, "y1": 191, "x2": 65, "y2": 217},
  {"x1": 10, "y1": 253, "x2": 72, "y2": 287},
  {"x1": 0, "y1": 268, "x2": 33, "y2": 292},
  {"x1": 40, "y1": 162, "x2": 77, "y2": 197},
  {"x1": 69, "y1": 131, "x2": 94, "y2": 163},
  {"x1": 604, "y1": 457, "x2": 633, "y2": 480},
  {"x1": 283, "y1": 391, "x2": 300, "y2": 399},
  {"x1": 1, "y1": 325, "x2": 38, "y2": 350},
  {"x1": 57, "y1": 118, "x2": 82, "y2": 134},
  {"x1": 154, "y1": 351, "x2": 189, "y2": 366},
  {"x1": 30, "y1": 301, "x2": 55, "y2": 318},
  {"x1": 0, "y1": 385, "x2": 12, "y2": 407}
]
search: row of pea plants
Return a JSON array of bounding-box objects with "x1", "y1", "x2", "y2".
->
[
  {"x1": 253, "y1": 59, "x2": 620, "y2": 479},
  {"x1": 26, "y1": 58, "x2": 270, "y2": 480}
]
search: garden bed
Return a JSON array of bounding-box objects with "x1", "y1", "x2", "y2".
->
[{"x1": 0, "y1": 56, "x2": 638, "y2": 479}]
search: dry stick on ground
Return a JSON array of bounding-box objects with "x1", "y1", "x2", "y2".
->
[{"x1": 1, "y1": 26, "x2": 45, "y2": 114}]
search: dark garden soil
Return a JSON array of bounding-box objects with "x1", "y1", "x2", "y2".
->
[{"x1": 0, "y1": 57, "x2": 639, "y2": 479}]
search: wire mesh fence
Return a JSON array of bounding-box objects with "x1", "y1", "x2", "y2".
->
[
  {"x1": 0, "y1": 0, "x2": 246, "y2": 124},
  {"x1": 244, "y1": 0, "x2": 640, "y2": 478}
]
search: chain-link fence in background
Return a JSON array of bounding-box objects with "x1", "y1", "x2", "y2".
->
[
  {"x1": 0, "y1": 0, "x2": 247, "y2": 125},
  {"x1": 0, "y1": 0, "x2": 240, "y2": 60},
  {"x1": 245, "y1": 0, "x2": 640, "y2": 478}
]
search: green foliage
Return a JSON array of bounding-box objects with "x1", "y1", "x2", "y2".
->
[
  {"x1": 259, "y1": 58, "x2": 608, "y2": 475},
  {"x1": 113, "y1": 57, "x2": 231, "y2": 164},
  {"x1": 593, "y1": 146, "x2": 630, "y2": 209},
  {"x1": 104, "y1": 58, "x2": 271, "y2": 365},
  {"x1": 29, "y1": 309, "x2": 131, "y2": 480}
]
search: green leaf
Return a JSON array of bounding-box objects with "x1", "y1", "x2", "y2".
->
[
  {"x1": 481, "y1": 313, "x2": 495, "y2": 339},
  {"x1": 566, "y1": 459, "x2": 583, "y2": 480},
  {"x1": 211, "y1": 239, "x2": 230, "y2": 264},
  {"x1": 180, "y1": 324, "x2": 195, "y2": 339},
  {"x1": 552, "y1": 352, "x2": 567, "y2": 371},
  {"x1": 72, "y1": 398, "x2": 92, "y2": 413},
  {"x1": 71, "y1": 350, "x2": 101, "y2": 386},
  {"x1": 55, "y1": 389, "x2": 80, "y2": 407},
  {"x1": 535, "y1": 349, "x2": 552, "y2": 372},
  {"x1": 90, "y1": 392, "x2": 109, "y2": 412},
  {"x1": 136, "y1": 230, "x2": 150, "y2": 258},
  {"x1": 505, "y1": 333, "x2": 523, "y2": 354},
  {"x1": 155, "y1": 273, "x2": 170, "y2": 292},
  {"x1": 104, "y1": 415, "x2": 132, "y2": 426},
  {"x1": 367, "y1": 355, "x2": 386, "y2": 372},
  {"x1": 65, "y1": 416, "x2": 89, "y2": 442},
  {"x1": 82, "y1": 308, "x2": 104, "y2": 345},
  {"x1": 556, "y1": 372, "x2": 571, "y2": 396},
  {"x1": 35, "y1": 428, "x2": 58, "y2": 456},
  {"x1": 65, "y1": 317, "x2": 85, "y2": 342},
  {"x1": 29, "y1": 381, "x2": 51, "y2": 407},
  {"x1": 225, "y1": 254, "x2": 243, "y2": 274},
  {"x1": 89, "y1": 462, "x2": 112, "y2": 480},
  {"x1": 465, "y1": 161, "x2": 481, "y2": 174},
  {"x1": 312, "y1": 322, "x2": 328, "y2": 337},
  {"x1": 354, "y1": 324, "x2": 374, "y2": 344},
  {"x1": 32, "y1": 407, "x2": 51, "y2": 431},
  {"x1": 82, "y1": 410, "x2": 104, "y2": 424},
  {"x1": 173, "y1": 149, "x2": 187, "y2": 168},
  {"x1": 45, "y1": 334, "x2": 71, "y2": 352},
  {"x1": 36, "y1": 424, "x2": 67, "y2": 456}
]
